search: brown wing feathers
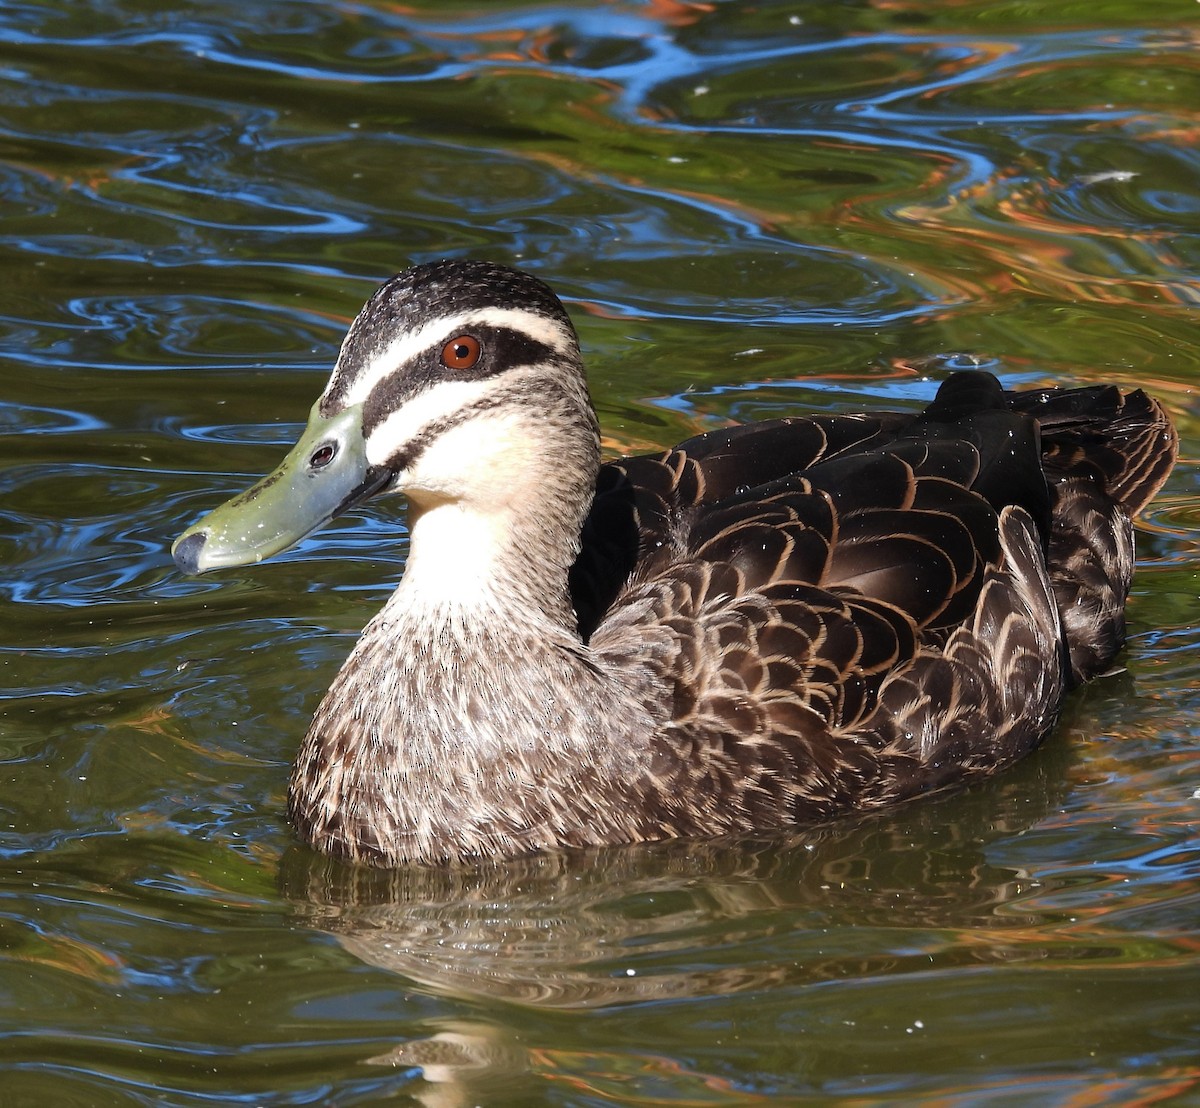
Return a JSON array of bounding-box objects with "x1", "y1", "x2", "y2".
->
[{"x1": 576, "y1": 370, "x2": 1175, "y2": 824}]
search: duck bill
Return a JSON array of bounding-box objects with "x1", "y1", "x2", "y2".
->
[{"x1": 172, "y1": 401, "x2": 390, "y2": 575}]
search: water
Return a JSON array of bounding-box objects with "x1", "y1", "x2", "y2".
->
[{"x1": 1, "y1": 1, "x2": 1198, "y2": 1104}]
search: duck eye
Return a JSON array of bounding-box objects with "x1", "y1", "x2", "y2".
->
[
  {"x1": 441, "y1": 335, "x2": 482, "y2": 371},
  {"x1": 309, "y1": 442, "x2": 337, "y2": 469}
]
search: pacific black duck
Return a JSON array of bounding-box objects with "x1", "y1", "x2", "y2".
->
[{"x1": 173, "y1": 260, "x2": 1177, "y2": 867}]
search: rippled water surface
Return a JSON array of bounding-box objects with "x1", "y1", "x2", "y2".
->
[{"x1": 1, "y1": 1, "x2": 1198, "y2": 1104}]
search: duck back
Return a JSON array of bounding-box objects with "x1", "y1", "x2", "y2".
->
[{"x1": 568, "y1": 371, "x2": 1175, "y2": 829}]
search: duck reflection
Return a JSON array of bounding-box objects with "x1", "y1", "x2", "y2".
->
[
  {"x1": 278, "y1": 728, "x2": 1075, "y2": 1102},
  {"x1": 280, "y1": 737, "x2": 1074, "y2": 1001}
]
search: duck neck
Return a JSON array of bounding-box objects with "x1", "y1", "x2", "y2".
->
[
  {"x1": 386, "y1": 375, "x2": 602, "y2": 634},
  {"x1": 388, "y1": 496, "x2": 579, "y2": 636},
  {"x1": 390, "y1": 445, "x2": 596, "y2": 636}
]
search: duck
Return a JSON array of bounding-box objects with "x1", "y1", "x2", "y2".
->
[{"x1": 173, "y1": 259, "x2": 1177, "y2": 868}]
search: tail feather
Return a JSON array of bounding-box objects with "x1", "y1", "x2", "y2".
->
[
  {"x1": 1010, "y1": 386, "x2": 1177, "y2": 518},
  {"x1": 1009, "y1": 384, "x2": 1176, "y2": 682}
]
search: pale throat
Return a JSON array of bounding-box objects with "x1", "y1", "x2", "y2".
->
[
  {"x1": 377, "y1": 409, "x2": 598, "y2": 630},
  {"x1": 379, "y1": 479, "x2": 585, "y2": 635},
  {"x1": 391, "y1": 497, "x2": 530, "y2": 609}
]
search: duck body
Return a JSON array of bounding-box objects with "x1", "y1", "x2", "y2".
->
[{"x1": 173, "y1": 261, "x2": 1177, "y2": 867}]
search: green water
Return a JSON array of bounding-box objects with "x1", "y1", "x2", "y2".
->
[{"x1": 1, "y1": 1, "x2": 1198, "y2": 1104}]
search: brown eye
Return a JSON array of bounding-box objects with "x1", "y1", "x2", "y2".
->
[{"x1": 441, "y1": 335, "x2": 481, "y2": 371}]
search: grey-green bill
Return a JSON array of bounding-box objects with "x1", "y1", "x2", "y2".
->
[{"x1": 172, "y1": 401, "x2": 389, "y2": 575}]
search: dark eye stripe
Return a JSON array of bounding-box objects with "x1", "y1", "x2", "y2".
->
[
  {"x1": 362, "y1": 377, "x2": 571, "y2": 469},
  {"x1": 359, "y1": 324, "x2": 560, "y2": 435}
]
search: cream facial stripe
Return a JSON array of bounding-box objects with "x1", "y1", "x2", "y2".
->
[
  {"x1": 326, "y1": 307, "x2": 573, "y2": 410},
  {"x1": 362, "y1": 371, "x2": 528, "y2": 468}
]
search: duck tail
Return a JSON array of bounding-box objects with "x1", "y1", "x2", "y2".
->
[
  {"x1": 1008, "y1": 384, "x2": 1177, "y2": 684},
  {"x1": 1010, "y1": 385, "x2": 1178, "y2": 519}
]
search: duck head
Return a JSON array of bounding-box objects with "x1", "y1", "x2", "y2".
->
[{"x1": 172, "y1": 259, "x2": 592, "y2": 576}]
